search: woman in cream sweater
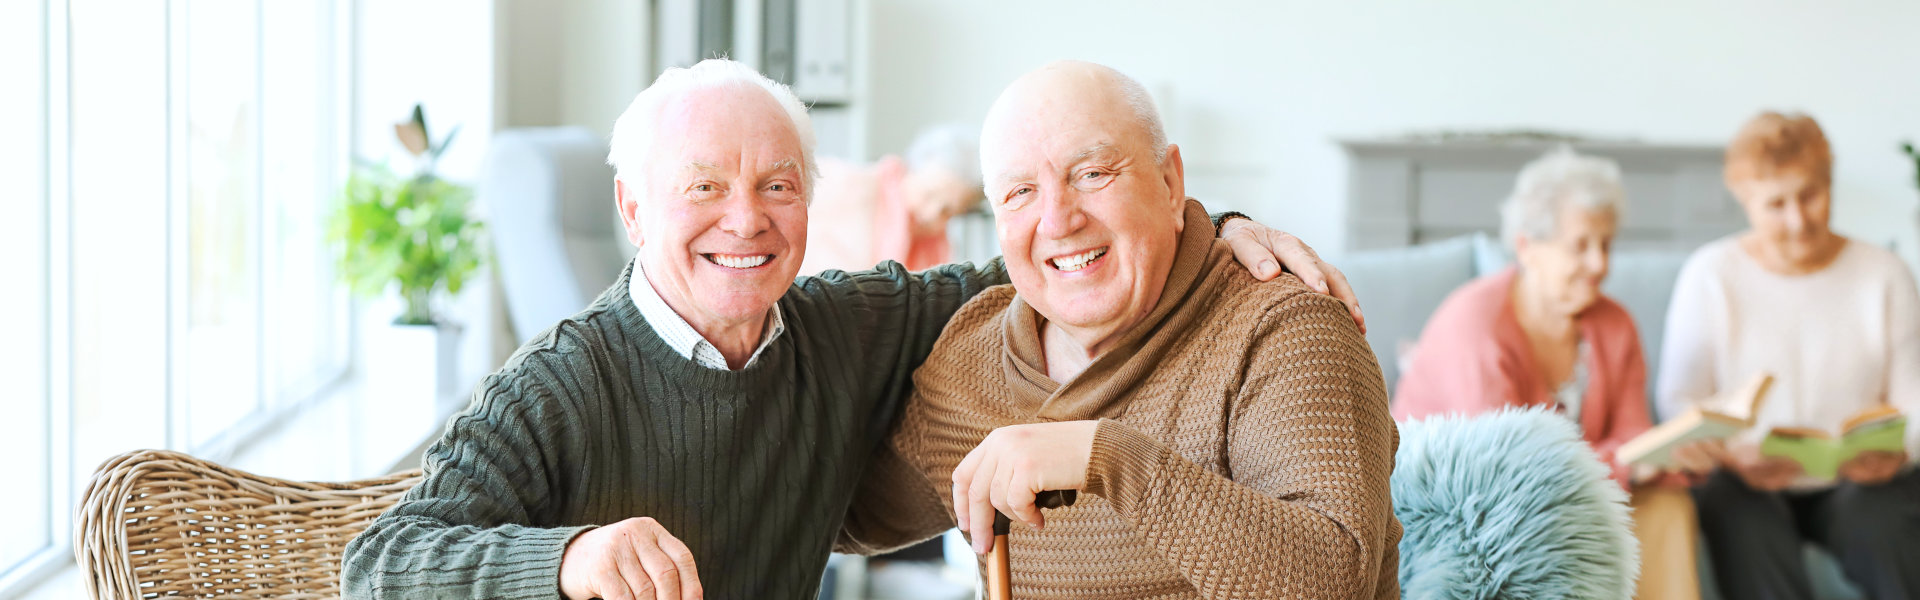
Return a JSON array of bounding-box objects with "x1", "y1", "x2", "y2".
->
[{"x1": 1657, "y1": 111, "x2": 1920, "y2": 599}]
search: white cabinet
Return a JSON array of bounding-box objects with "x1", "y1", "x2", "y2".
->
[
  {"x1": 784, "y1": 0, "x2": 850, "y2": 103},
  {"x1": 655, "y1": 0, "x2": 853, "y2": 105}
]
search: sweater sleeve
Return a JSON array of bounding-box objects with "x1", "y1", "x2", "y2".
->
[
  {"x1": 1655, "y1": 252, "x2": 1725, "y2": 421},
  {"x1": 1081, "y1": 291, "x2": 1397, "y2": 599},
  {"x1": 342, "y1": 370, "x2": 590, "y2": 600},
  {"x1": 1881, "y1": 260, "x2": 1920, "y2": 460},
  {"x1": 1594, "y1": 318, "x2": 1653, "y2": 488},
  {"x1": 832, "y1": 437, "x2": 956, "y2": 555},
  {"x1": 1390, "y1": 286, "x2": 1527, "y2": 422},
  {"x1": 798, "y1": 258, "x2": 1007, "y2": 438}
]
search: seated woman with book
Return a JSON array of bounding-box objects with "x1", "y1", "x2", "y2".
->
[
  {"x1": 1656, "y1": 111, "x2": 1920, "y2": 599},
  {"x1": 1393, "y1": 148, "x2": 1705, "y2": 599}
]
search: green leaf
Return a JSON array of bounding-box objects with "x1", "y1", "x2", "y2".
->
[{"x1": 432, "y1": 125, "x2": 462, "y2": 160}]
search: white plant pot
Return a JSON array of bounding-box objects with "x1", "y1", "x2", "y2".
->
[{"x1": 364, "y1": 320, "x2": 465, "y2": 427}]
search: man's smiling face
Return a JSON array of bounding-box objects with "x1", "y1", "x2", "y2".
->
[
  {"x1": 980, "y1": 61, "x2": 1186, "y2": 353},
  {"x1": 623, "y1": 82, "x2": 810, "y2": 331}
]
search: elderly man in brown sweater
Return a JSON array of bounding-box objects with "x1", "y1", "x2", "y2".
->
[{"x1": 838, "y1": 61, "x2": 1401, "y2": 598}]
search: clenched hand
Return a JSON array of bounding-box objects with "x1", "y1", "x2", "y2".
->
[{"x1": 559, "y1": 517, "x2": 703, "y2": 600}]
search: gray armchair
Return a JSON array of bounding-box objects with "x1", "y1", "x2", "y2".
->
[{"x1": 481, "y1": 127, "x2": 633, "y2": 343}]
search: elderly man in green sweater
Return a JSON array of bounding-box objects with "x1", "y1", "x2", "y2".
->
[{"x1": 342, "y1": 58, "x2": 1359, "y2": 600}]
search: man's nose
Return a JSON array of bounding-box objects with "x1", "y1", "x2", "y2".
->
[
  {"x1": 1034, "y1": 188, "x2": 1084, "y2": 241},
  {"x1": 717, "y1": 188, "x2": 772, "y2": 239}
]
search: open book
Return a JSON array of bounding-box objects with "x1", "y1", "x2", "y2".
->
[
  {"x1": 1618, "y1": 374, "x2": 1774, "y2": 468},
  {"x1": 1760, "y1": 405, "x2": 1907, "y2": 480}
]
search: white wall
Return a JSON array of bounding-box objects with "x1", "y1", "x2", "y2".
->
[
  {"x1": 864, "y1": 1, "x2": 1920, "y2": 263},
  {"x1": 496, "y1": 0, "x2": 650, "y2": 135},
  {"x1": 356, "y1": 1, "x2": 495, "y2": 179}
]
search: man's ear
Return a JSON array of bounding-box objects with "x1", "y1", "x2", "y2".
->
[
  {"x1": 1162, "y1": 143, "x2": 1187, "y2": 228},
  {"x1": 616, "y1": 178, "x2": 645, "y2": 248}
]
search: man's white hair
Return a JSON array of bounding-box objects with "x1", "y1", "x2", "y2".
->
[
  {"x1": 1500, "y1": 147, "x2": 1626, "y2": 248},
  {"x1": 1112, "y1": 73, "x2": 1170, "y2": 163},
  {"x1": 904, "y1": 123, "x2": 983, "y2": 188},
  {"x1": 606, "y1": 58, "x2": 818, "y2": 198}
]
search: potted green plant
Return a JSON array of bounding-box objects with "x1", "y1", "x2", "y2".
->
[{"x1": 330, "y1": 104, "x2": 485, "y2": 408}]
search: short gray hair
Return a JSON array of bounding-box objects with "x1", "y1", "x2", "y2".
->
[
  {"x1": 1112, "y1": 72, "x2": 1169, "y2": 162},
  {"x1": 904, "y1": 123, "x2": 982, "y2": 189},
  {"x1": 1499, "y1": 147, "x2": 1626, "y2": 248},
  {"x1": 606, "y1": 59, "x2": 817, "y2": 198}
]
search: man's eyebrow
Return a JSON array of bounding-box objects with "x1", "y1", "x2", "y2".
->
[
  {"x1": 986, "y1": 143, "x2": 1121, "y2": 188},
  {"x1": 1069, "y1": 142, "x2": 1121, "y2": 165},
  {"x1": 680, "y1": 161, "x2": 722, "y2": 175},
  {"x1": 991, "y1": 168, "x2": 1034, "y2": 188},
  {"x1": 761, "y1": 158, "x2": 800, "y2": 177}
]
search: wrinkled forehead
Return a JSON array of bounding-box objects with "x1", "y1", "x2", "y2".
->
[
  {"x1": 649, "y1": 83, "x2": 804, "y2": 169},
  {"x1": 981, "y1": 92, "x2": 1154, "y2": 185}
]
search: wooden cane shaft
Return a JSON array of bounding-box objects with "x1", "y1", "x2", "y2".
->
[{"x1": 987, "y1": 534, "x2": 1012, "y2": 600}]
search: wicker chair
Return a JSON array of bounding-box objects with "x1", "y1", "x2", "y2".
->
[{"x1": 75, "y1": 449, "x2": 424, "y2": 599}]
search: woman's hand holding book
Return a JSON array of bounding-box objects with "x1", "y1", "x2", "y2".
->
[{"x1": 1838, "y1": 450, "x2": 1907, "y2": 486}]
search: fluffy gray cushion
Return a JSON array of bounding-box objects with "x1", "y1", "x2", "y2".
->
[{"x1": 1394, "y1": 408, "x2": 1639, "y2": 599}]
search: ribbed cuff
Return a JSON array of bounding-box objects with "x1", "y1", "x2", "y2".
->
[
  {"x1": 1084, "y1": 419, "x2": 1170, "y2": 517},
  {"x1": 499, "y1": 525, "x2": 596, "y2": 600}
]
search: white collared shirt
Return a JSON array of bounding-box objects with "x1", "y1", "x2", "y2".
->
[{"x1": 629, "y1": 260, "x2": 786, "y2": 371}]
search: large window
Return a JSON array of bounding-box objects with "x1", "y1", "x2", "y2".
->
[
  {"x1": 0, "y1": 0, "x2": 50, "y2": 578},
  {"x1": 3, "y1": 0, "x2": 351, "y2": 591}
]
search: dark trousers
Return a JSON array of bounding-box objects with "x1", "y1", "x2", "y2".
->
[{"x1": 1693, "y1": 468, "x2": 1920, "y2": 600}]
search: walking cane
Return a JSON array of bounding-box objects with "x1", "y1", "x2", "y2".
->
[{"x1": 987, "y1": 489, "x2": 1077, "y2": 600}]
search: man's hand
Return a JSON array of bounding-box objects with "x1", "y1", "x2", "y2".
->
[
  {"x1": 559, "y1": 517, "x2": 703, "y2": 600},
  {"x1": 1219, "y1": 217, "x2": 1366, "y2": 333},
  {"x1": 951, "y1": 421, "x2": 1100, "y2": 555},
  {"x1": 1727, "y1": 444, "x2": 1803, "y2": 492},
  {"x1": 1840, "y1": 450, "x2": 1907, "y2": 486}
]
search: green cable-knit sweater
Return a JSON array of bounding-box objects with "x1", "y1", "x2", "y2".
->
[{"x1": 342, "y1": 257, "x2": 1006, "y2": 599}]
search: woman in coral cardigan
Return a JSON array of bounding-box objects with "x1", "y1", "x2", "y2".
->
[{"x1": 1393, "y1": 148, "x2": 1706, "y2": 600}]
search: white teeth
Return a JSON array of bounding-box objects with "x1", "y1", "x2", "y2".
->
[
  {"x1": 1049, "y1": 247, "x2": 1108, "y2": 272},
  {"x1": 708, "y1": 254, "x2": 771, "y2": 269}
]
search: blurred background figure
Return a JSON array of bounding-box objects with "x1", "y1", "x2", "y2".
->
[
  {"x1": 1657, "y1": 112, "x2": 1920, "y2": 600},
  {"x1": 1391, "y1": 148, "x2": 1705, "y2": 600},
  {"x1": 802, "y1": 124, "x2": 985, "y2": 274}
]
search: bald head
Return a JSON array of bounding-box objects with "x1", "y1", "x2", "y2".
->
[{"x1": 981, "y1": 61, "x2": 1168, "y2": 183}]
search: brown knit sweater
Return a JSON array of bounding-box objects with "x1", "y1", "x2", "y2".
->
[{"x1": 837, "y1": 202, "x2": 1401, "y2": 599}]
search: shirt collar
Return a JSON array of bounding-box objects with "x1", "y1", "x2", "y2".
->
[{"x1": 629, "y1": 259, "x2": 786, "y2": 371}]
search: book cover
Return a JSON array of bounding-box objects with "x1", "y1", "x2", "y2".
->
[{"x1": 1760, "y1": 409, "x2": 1906, "y2": 481}]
